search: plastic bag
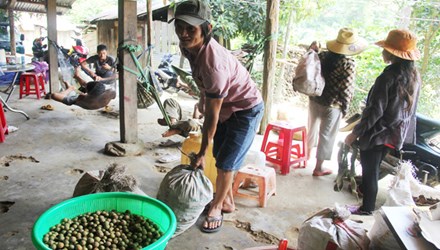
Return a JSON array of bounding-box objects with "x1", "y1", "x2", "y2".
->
[
  {"x1": 297, "y1": 204, "x2": 370, "y2": 250},
  {"x1": 292, "y1": 50, "x2": 325, "y2": 97},
  {"x1": 157, "y1": 164, "x2": 213, "y2": 237},
  {"x1": 384, "y1": 161, "x2": 440, "y2": 206},
  {"x1": 368, "y1": 212, "x2": 400, "y2": 250}
]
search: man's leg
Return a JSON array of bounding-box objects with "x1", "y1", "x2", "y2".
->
[
  {"x1": 203, "y1": 169, "x2": 234, "y2": 230},
  {"x1": 73, "y1": 66, "x2": 90, "y2": 88},
  {"x1": 158, "y1": 98, "x2": 182, "y2": 126},
  {"x1": 51, "y1": 80, "x2": 76, "y2": 103}
]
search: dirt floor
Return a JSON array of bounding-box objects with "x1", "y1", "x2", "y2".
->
[{"x1": 0, "y1": 87, "x2": 391, "y2": 250}]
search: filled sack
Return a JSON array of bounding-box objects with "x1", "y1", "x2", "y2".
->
[
  {"x1": 73, "y1": 163, "x2": 145, "y2": 197},
  {"x1": 157, "y1": 164, "x2": 213, "y2": 237},
  {"x1": 298, "y1": 205, "x2": 370, "y2": 250},
  {"x1": 292, "y1": 49, "x2": 325, "y2": 96},
  {"x1": 384, "y1": 161, "x2": 440, "y2": 207}
]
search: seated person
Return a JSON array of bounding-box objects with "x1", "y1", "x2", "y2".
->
[
  {"x1": 80, "y1": 44, "x2": 117, "y2": 84},
  {"x1": 158, "y1": 98, "x2": 202, "y2": 137},
  {"x1": 51, "y1": 67, "x2": 116, "y2": 110}
]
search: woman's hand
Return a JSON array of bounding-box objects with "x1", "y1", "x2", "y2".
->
[{"x1": 345, "y1": 132, "x2": 358, "y2": 146}]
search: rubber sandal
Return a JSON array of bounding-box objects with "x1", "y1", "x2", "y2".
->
[
  {"x1": 159, "y1": 139, "x2": 181, "y2": 147},
  {"x1": 201, "y1": 214, "x2": 223, "y2": 233},
  {"x1": 40, "y1": 104, "x2": 54, "y2": 111},
  {"x1": 312, "y1": 169, "x2": 332, "y2": 176},
  {"x1": 157, "y1": 154, "x2": 180, "y2": 163}
]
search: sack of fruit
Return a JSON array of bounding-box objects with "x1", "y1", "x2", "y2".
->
[{"x1": 157, "y1": 164, "x2": 213, "y2": 237}]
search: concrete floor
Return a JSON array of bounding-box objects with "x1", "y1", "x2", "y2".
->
[{"x1": 0, "y1": 88, "x2": 388, "y2": 250}]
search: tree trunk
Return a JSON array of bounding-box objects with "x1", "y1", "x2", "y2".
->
[{"x1": 259, "y1": 0, "x2": 280, "y2": 134}]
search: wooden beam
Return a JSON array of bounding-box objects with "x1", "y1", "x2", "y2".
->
[
  {"x1": 6, "y1": 0, "x2": 17, "y2": 9},
  {"x1": 10, "y1": 0, "x2": 72, "y2": 9},
  {"x1": 259, "y1": 0, "x2": 279, "y2": 134},
  {"x1": 146, "y1": 0, "x2": 153, "y2": 66},
  {"x1": 118, "y1": 0, "x2": 138, "y2": 143},
  {"x1": 47, "y1": 0, "x2": 59, "y2": 94}
]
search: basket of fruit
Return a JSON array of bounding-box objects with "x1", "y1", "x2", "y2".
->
[{"x1": 32, "y1": 192, "x2": 176, "y2": 250}]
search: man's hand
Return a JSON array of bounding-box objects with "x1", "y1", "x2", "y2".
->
[
  {"x1": 102, "y1": 63, "x2": 112, "y2": 71},
  {"x1": 191, "y1": 153, "x2": 206, "y2": 170}
]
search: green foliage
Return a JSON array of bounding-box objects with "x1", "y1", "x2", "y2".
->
[
  {"x1": 350, "y1": 48, "x2": 387, "y2": 116},
  {"x1": 210, "y1": 0, "x2": 266, "y2": 43}
]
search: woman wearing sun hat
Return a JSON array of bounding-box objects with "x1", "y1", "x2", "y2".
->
[
  {"x1": 345, "y1": 29, "x2": 421, "y2": 215},
  {"x1": 307, "y1": 28, "x2": 367, "y2": 177}
]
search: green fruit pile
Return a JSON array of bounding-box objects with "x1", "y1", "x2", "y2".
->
[{"x1": 43, "y1": 210, "x2": 163, "y2": 250}]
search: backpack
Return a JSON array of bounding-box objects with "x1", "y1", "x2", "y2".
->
[{"x1": 292, "y1": 50, "x2": 325, "y2": 96}]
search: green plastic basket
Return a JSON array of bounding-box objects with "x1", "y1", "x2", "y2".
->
[{"x1": 32, "y1": 192, "x2": 176, "y2": 250}]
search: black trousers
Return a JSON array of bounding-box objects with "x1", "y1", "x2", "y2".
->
[{"x1": 359, "y1": 145, "x2": 390, "y2": 212}]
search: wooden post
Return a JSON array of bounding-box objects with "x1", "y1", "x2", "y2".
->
[
  {"x1": 7, "y1": 9, "x2": 16, "y2": 55},
  {"x1": 47, "y1": 0, "x2": 59, "y2": 93},
  {"x1": 259, "y1": 0, "x2": 279, "y2": 134},
  {"x1": 146, "y1": 0, "x2": 153, "y2": 66},
  {"x1": 118, "y1": 0, "x2": 138, "y2": 143}
]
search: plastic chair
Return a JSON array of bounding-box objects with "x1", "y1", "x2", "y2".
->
[
  {"x1": 0, "y1": 102, "x2": 8, "y2": 143},
  {"x1": 19, "y1": 72, "x2": 46, "y2": 99},
  {"x1": 261, "y1": 121, "x2": 308, "y2": 175},
  {"x1": 232, "y1": 165, "x2": 276, "y2": 208}
]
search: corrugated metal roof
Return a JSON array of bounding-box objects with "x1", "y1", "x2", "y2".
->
[
  {"x1": 89, "y1": 1, "x2": 168, "y2": 24},
  {"x1": 0, "y1": 0, "x2": 76, "y2": 14}
]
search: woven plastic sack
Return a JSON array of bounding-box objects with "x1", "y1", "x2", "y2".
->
[
  {"x1": 292, "y1": 50, "x2": 325, "y2": 96},
  {"x1": 157, "y1": 164, "x2": 213, "y2": 237},
  {"x1": 384, "y1": 161, "x2": 440, "y2": 206},
  {"x1": 298, "y1": 205, "x2": 370, "y2": 250}
]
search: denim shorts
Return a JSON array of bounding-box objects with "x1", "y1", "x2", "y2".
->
[{"x1": 213, "y1": 102, "x2": 264, "y2": 171}]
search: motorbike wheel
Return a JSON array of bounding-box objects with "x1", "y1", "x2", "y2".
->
[{"x1": 415, "y1": 161, "x2": 439, "y2": 186}]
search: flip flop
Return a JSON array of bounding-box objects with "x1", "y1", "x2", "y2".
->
[
  {"x1": 203, "y1": 201, "x2": 234, "y2": 214},
  {"x1": 201, "y1": 214, "x2": 223, "y2": 233},
  {"x1": 312, "y1": 169, "x2": 333, "y2": 176},
  {"x1": 157, "y1": 154, "x2": 180, "y2": 163},
  {"x1": 159, "y1": 139, "x2": 181, "y2": 147},
  {"x1": 40, "y1": 104, "x2": 54, "y2": 111}
]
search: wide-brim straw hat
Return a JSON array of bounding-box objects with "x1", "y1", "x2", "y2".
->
[
  {"x1": 375, "y1": 29, "x2": 421, "y2": 61},
  {"x1": 326, "y1": 28, "x2": 368, "y2": 56}
]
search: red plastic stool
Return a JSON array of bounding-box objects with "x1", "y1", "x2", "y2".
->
[
  {"x1": 260, "y1": 121, "x2": 308, "y2": 175},
  {"x1": 19, "y1": 72, "x2": 46, "y2": 99},
  {"x1": 0, "y1": 102, "x2": 8, "y2": 143},
  {"x1": 232, "y1": 165, "x2": 276, "y2": 208}
]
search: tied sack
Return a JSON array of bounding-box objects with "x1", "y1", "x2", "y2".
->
[
  {"x1": 157, "y1": 164, "x2": 213, "y2": 237},
  {"x1": 298, "y1": 206, "x2": 370, "y2": 250},
  {"x1": 292, "y1": 49, "x2": 325, "y2": 96}
]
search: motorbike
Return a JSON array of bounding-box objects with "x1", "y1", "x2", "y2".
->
[
  {"x1": 35, "y1": 37, "x2": 89, "y2": 68},
  {"x1": 154, "y1": 53, "x2": 199, "y2": 98},
  {"x1": 32, "y1": 37, "x2": 48, "y2": 62},
  {"x1": 335, "y1": 113, "x2": 440, "y2": 196},
  {"x1": 155, "y1": 53, "x2": 180, "y2": 92}
]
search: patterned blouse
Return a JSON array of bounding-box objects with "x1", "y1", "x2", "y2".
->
[{"x1": 310, "y1": 51, "x2": 356, "y2": 116}]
